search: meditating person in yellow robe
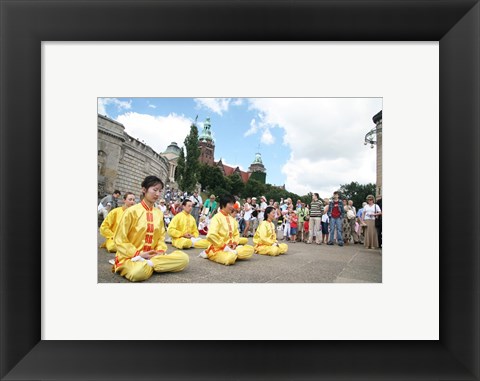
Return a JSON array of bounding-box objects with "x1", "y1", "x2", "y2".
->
[
  {"x1": 100, "y1": 192, "x2": 136, "y2": 252},
  {"x1": 254, "y1": 206, "x2": 289, "y2": 256},
  {"x1": 167, "y1": 199, "x2": 210, "y2": 250},
  {"x1": 231, "y1": 201, "x2": 248, "y2": 246},
  {"x1": 113, "y1": 176, "x2": 189, "y2": 282},
  {"x1": 202, "y1": 195, "x2": 254, "y2": 265}
]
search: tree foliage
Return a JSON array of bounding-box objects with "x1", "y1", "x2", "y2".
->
[
  {"x1": 198, "y1": 163, "x2": 225, "y2": 193},
  {"x1": 339, "y1": 181, "x2": 376, "y2": 208},
  {"x1": 179, "y1": 123, "x2": 201, "y2": 193},
  {"x1": 175, "y1": 147, "x2": 185, "y2": 184},
  {"x1": 228, "y1": 173, "x2": 245, "y2": 197}
]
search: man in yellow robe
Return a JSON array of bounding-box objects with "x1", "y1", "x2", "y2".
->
[
  {"x1": 254, "y1": 206, "x2": 288, "y2": 256},
  {"x1": 100, "y1": 192, "x2": 136, "y2": 252},
  {"x1": 167, "y1": 199, "x2": 209, "y2": 250},
  {"x1": 204, "y1": 195, "x2": 254, "y2": 265},
  {"x1": 113, "y1": 176, "x2": 189, "y2": 282}
]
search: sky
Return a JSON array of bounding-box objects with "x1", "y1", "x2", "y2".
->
[{"x1": 98, "y1": 97, "x2": 382, "y2": 196}]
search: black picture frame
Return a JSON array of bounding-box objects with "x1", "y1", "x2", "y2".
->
[{"x1": 1, "y1": 0, "x2": 479, "y2": 380}]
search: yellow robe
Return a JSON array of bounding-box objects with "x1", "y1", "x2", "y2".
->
[
  {"x1": 99, "y1": 206, "x2": 125, "y2": 252},
  {"x1": 113, "y1": 200, "x2": 189, "y2": 282},
  {"x1": 206, "y1": 210, "x2": 254, "y2": 265},
  {"x1": 253, "y1": 220, "x2": 288, "y2": 256},
  {"x1": 167, "y1": 211, "x2": 209, "y2": 249}
]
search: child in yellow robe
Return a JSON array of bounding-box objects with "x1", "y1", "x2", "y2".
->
[
  {"x1": 204, "y1": 195, "x2": 254, "y2": 265},
  {"x1": 113, "y1": 176, "x2": 189, "y2": 282},
  {"x1": 254, "y1": 206, "x2": 289, "y2": 256},
  {"x1": 167, "y1": 199, "x2": 209, "y2": 250},
  {"x1": 100, "y1": 192, "x2": 136, "y2": 252}
]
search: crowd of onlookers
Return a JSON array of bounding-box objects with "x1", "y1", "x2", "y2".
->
[{"x1": 98, "y1": 188, "x2": 382, "y2": 250}]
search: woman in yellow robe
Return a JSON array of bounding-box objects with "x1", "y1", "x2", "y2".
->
[
  {"x1": 254, "y1": 206, "x2": 289, "y2": 256},
  {"x1": 167, "y1": 199, "x2": 209, "y2": 249},
  {"x1": 204, "y1": 195, "x2": 254, "y2": 265},
  {"x1": 113, "y1": 176, "x2": 189, "y2": 282},
  {"x1": 100, "y1": 192, "x2": 136, "y2": 252}
]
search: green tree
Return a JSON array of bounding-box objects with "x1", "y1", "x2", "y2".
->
[
  {"x1": 228, "y1": 173, "x2": 245, "y2": 197},
  {"x1": 181, "y1": 122, "x2": 201, "y2": 193},
  {"x1": 242, "y1": 178, "x2": 265, "y2": 199},
  {"x1": 339, "y1": 181, "x2": 376, "y2": 208},
  {"x1": 198, "y1": 163, "x2": 226, "y2": 194},
  {"x1": 175, "y1": 147, "x2": 185, "y2": 184}
]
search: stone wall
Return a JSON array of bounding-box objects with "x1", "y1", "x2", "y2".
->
[{"x1": 98, "y1": 114, "x2": 170, "y2": 199}]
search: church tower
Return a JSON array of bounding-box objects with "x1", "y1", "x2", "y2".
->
[
  {"x1": 248, "y1": 152, "x2": 266, "y2": 184},
  {"x1": 198, "y1": 117, "x2": 215, "y2": 165}
]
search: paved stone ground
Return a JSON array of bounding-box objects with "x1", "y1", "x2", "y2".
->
[{"x1": 98, "y1": 231, "x2": 382, "y2": 283}]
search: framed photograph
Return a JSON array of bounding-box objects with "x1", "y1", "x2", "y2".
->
[{"x1": 1, "y1": 0, "x2": 479, "y2": 380}]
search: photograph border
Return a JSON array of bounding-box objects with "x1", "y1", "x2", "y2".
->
[{"x1": 1, "y1": 0, "x2": 479, "y2": 379}]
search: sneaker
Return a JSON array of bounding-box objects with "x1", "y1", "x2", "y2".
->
[
  {"x1": 327, "y1": 242, "x2": 334, "y2": 245},
  {"x1": 338, "y1": 243, "x2": 344, "y2": 247},
  {"x1": 198, "y1": 250, "x2": 208, "y2": 259}
]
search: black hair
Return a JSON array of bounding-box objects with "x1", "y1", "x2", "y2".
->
[
  {"x1": 219, "y1": 194, "x2": 235, "y2": 209},
  {"x1": 264, "y1": 206, "x2": 274, "y2": 218},
  {"x1": 123, "y1": 192, "x2": 135, "y2": 200},
  {"x1": 113, "y1": 190, "x2": 121, "y2": 195},
  {"x1": 182, "y1": 199, "x2": 192, "y2": 207},
  {"x1": 314, "y1": 192, "x2": 320, "y2": 198},
  {"x1": 141, "y1": 176, "x2": 164, "y2": 193}
]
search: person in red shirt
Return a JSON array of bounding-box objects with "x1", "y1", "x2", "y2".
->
[
  {"x1": 326, "y1": 191, "x2": 345, "y2": 246},
  {"x1": 290, "y1": 211, "x2": 298, "y2": 243}
]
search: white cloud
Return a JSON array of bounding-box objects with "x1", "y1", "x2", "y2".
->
[
  {"x1": 244, "y1": 118, "x2": 259, "y2": 136},
  {"x1": 219, "y1": 159, "x2": 246, "y2": 172},
  {"x1": 232, "y1": 98, "x2": 243, "y2": 106},
  {"x1": 98, "y1": 98, "x2": 132, "y2": 116},
  {"x1": 247, "y1": 98, "x2": 382, "y2": 195},
  {"x1": 194, "y1": 98, "x2": 231, "y2": 115},
  {"x1": 148, "y1": 104, "x2": 157, "y2": 109},
  {"x1": 261, "y1": 128, "x2": 275, "y2": 145},
  {"x1": 115, "y1": 112, "x2": 192, "y2": 153}
]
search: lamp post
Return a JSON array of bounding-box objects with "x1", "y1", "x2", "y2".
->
[{"x1": 364, "y1": 111, "x2": 383, "y2": 198}]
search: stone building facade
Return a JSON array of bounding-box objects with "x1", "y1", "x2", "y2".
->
[{"x1": 98, "y1": 114, "x2": 176, "y2": 199}]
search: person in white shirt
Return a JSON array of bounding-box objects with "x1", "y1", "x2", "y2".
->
[
  {"x1": 258, "y1": 195, "x2": 268, "y2": 222},
  {"x1": 362, "y1": 195, "x2": 382, "y2": 249},
  {"x1": 189, "y1": 191, "x2": 203, "y2": 225},
  {"x1": 242, "y1": 197, "x2": 253, "y2": 237}
]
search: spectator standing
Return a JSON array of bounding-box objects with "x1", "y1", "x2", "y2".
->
[
  {"x1": 307, "y1": 193, "x2": 323, "y2": 245},
  {"x1": 258, "y1": 195, "x2": 268, "y2": 222},
  {"x1": 362, "y1": 195, "x2": 382, "y2": 249},
  {"x1": 321, "y1": 201, "x2": 330, "y2": 244},
  {"x1": 297, "y1": 202, "x2": 309, "y2": 242},
  {"x1": 347, "y1": 200, "x2": 360, "y2": 244},
  {"x1": 242, "y1": 197, "x2": 253, "y2": 237},
  {"x1": 189, "y1": 191, "x2": 203, "y2": 225},
  {"x1": 356, "y1": 202, "x2": 367, "y2": 244},
  {"x1": 290, "y1": 211, "x2": 298, "y2": 243},
  {"x1": 342, "y1": 199, "x2": 352, "y2": 245},
  {"x1": 98, "y1": 190, "x2": 121, "y2": 219},
  {"x1": 327, "y1": 191, "x2": 345, "y2": 246},
  {"x1": 250, "y1": 197, "x2": 259, "y2": 234}
]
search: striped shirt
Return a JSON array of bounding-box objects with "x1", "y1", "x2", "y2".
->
[{"x1": 309, "y1": 200, "x2": 323, "y2": 217}]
